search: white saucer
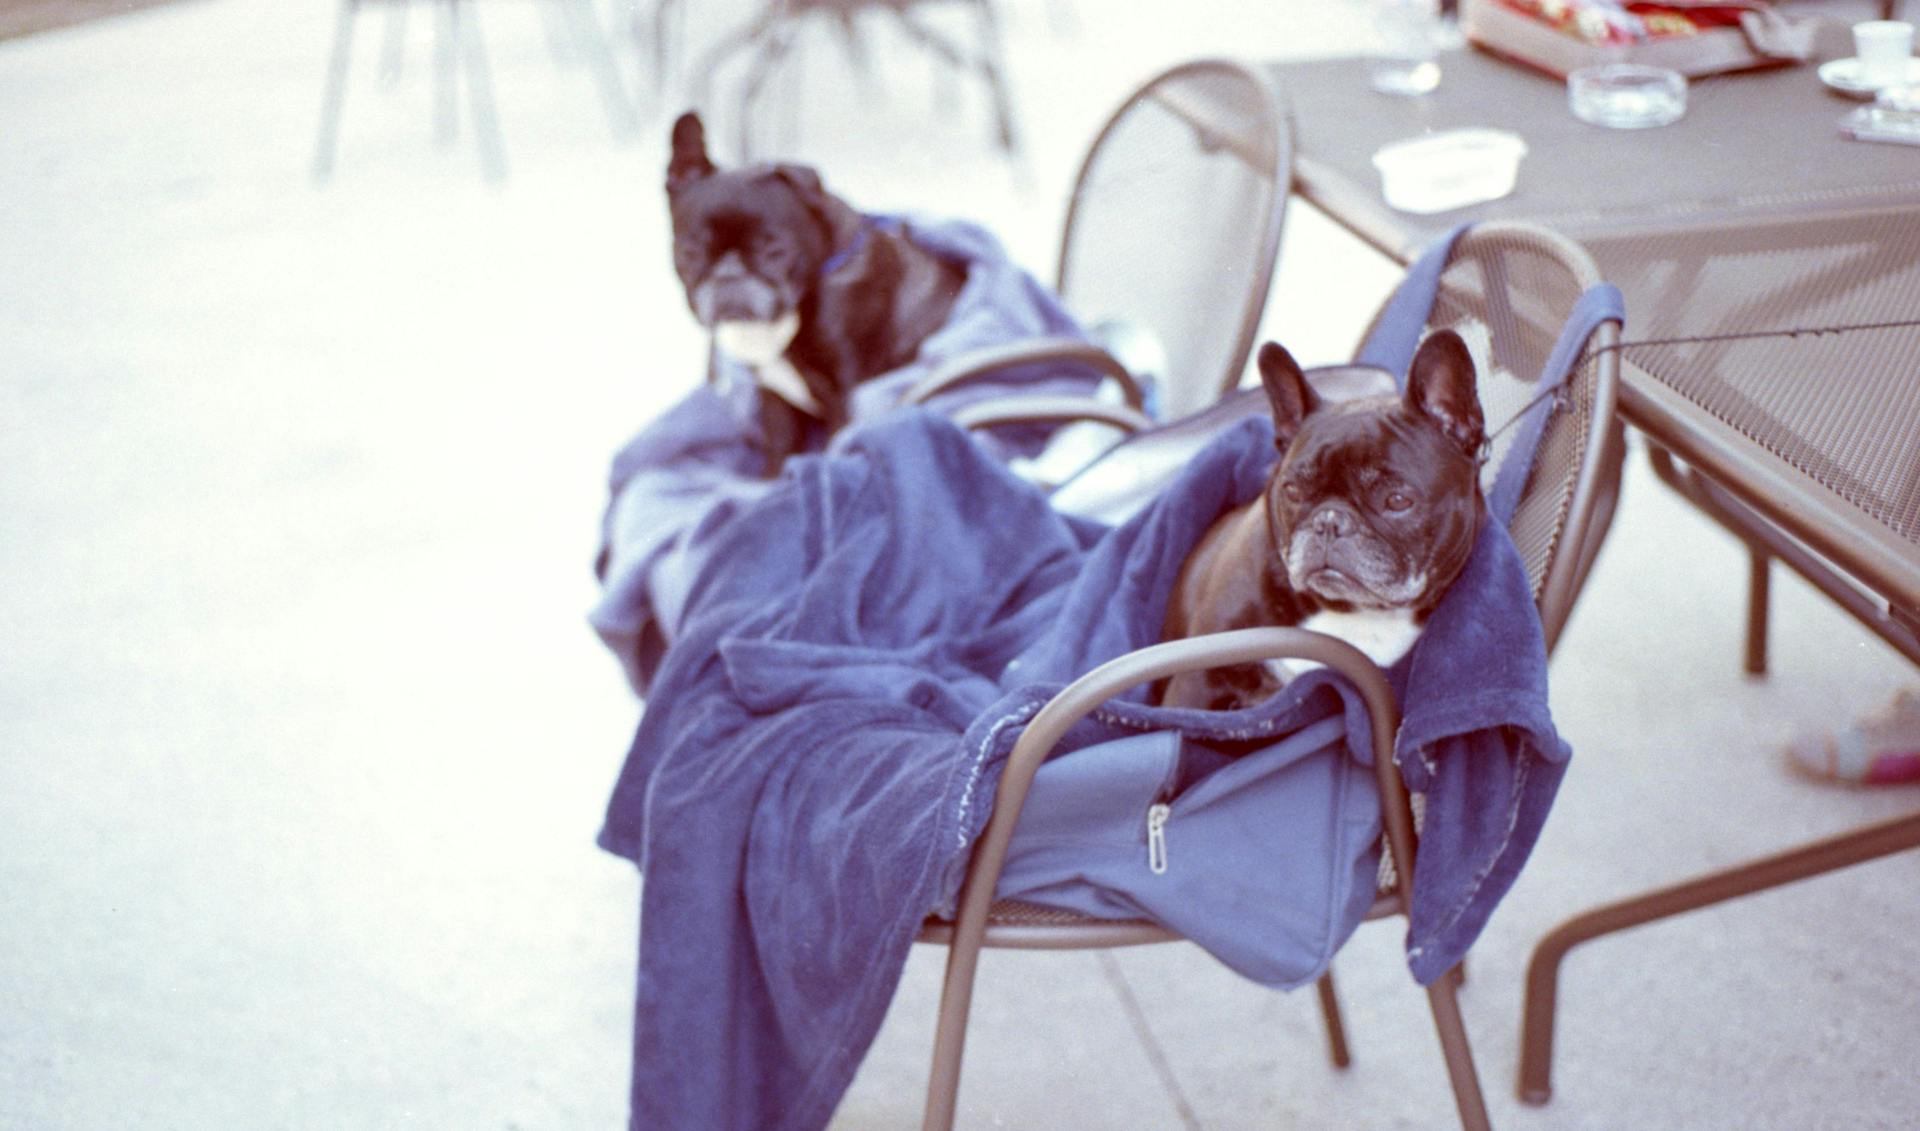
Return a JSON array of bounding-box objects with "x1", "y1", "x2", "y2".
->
[{"x1": 1819, "y1": 56, "x2": 1920, "y2": 98}]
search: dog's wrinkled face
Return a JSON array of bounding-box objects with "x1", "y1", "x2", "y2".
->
[
  {"x1": 665, "y1": 112, "x2": 832, "y2": 330},
  {"x1": 1257, "y1": 334, "x2": 1486, "y2": 612}
]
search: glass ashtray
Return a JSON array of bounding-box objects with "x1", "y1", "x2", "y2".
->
[
  {"x1": 1568, "y1": 64, "x2": 1687, "y2": 129},
  {"x1": 1840, "y1": 84, "x2": 1920, "y2": 145}
]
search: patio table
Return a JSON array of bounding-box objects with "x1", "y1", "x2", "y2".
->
[{"x1": 1261, "y1": 12, "x2": 1920, "y2": 1106}]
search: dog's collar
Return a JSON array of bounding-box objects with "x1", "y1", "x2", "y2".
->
[{"x1": 819, "y1": 215, "x2": 902, "y2": 278}]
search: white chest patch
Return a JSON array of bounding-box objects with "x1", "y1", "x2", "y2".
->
[
  {"x1": 1301, "y1": 607, "x2": 1423, "y2": 667},
  {"x1": 1266, "y1": 607, "x2": 1424, "y2": 682},
  {"x1": 714, "y1": 314, "x2": 819, "y2": 415}
]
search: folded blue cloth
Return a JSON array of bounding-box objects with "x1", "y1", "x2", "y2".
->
[
  {"x1": 599, "y1": 398, "x2": 1568, "y2": 1129},
  {"x1": 589, "y1": 215, "x2": 1095, "y2": 693}
]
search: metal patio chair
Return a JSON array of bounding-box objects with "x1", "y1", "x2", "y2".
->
[
  {"x1": 901, "y1": 58, "x2": 1292, "y2": 454},
  {"x1": 913, "y1": 221, "x2": 1626, "y2": 1131}
]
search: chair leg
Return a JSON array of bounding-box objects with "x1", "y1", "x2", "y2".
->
[
  {"x1": 1425, "y1": 970, "x2": 1493, "y2": 1131},
  {"x1": 556, "y1": 0, "x2": 642, "y2": 139},
  {"x1": 736, "y1": 18, "x2": 799, "y2": 160},
  {"x1": 433, "y1": 0, "x2": 461, "y2": 143},
  {"x1": 448, "y1": 0, "x2": 508, "y2": 182},
  {"x1": 1315, "y1": 970, "x2": 1352, "y2": 1069},
  {"x1": 1744, "y1": 547, "x2": 1771, "y2": 676},
  {"x1": 922, "y1": 939, "x2": 983, "y2": 1131},
  {"x1": 379, "y1": 0, "x2": 408, "y2": 83},
  {"x1": 313, "y1": 0, "x2": 361, "y2": 182},
  {"x1": 968, "y1": 0, "x2": 1020, "y2": 155},
  {"x1": 649, "y1": 0, "x2": 684, "y2": 91}
]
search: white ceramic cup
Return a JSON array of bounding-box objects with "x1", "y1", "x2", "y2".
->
[{"x1": 1854, "y1": 20, "x2": 1915, "y2": 88}]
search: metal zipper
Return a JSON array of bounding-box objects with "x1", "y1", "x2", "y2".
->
[{"x1": 1146, "y1": 802, "x2": 1171, "y2": 876}]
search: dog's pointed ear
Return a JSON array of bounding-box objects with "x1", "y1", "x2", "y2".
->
[
  {"x1": 1257, "y1": 341, "x2": 1316, "y2": 452},
  {"x1": 1405, "y1": 329, "x2": 1485, "y2": 459},
  {"x1": 667, "y1": 111, "x2": 715, "y2": 194}
]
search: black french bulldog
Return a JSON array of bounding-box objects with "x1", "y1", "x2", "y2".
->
[
  {"x1": 1158, "y1": 331, "x2": 1487, "y2": 710},
  {"x1": 665, "y1": 111, "x2": 967, "y2": 475}
]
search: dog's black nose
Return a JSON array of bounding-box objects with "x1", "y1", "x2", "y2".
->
[{"x1": 1310, "y1": 506, "x2": 1356, "y2": 537}]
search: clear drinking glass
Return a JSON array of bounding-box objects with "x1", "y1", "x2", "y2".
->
[{"x1": 1369, "y1": 0, "x2": 1443, "y2": 96}]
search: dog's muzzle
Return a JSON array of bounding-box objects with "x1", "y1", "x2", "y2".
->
[
  {"x1": 1287, "y1": 507, "x2": 1426, "y2": 607},
  {"x1": 692, "y1": 253, "x2": 787, "y2": 326}
]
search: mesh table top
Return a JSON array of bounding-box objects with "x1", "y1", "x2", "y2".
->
[
  {"x1": 1264, "y1": 26, "x2": 1920, "y2": 618},
  {"x1": 1268, "y1": 10, "x2": 1920, "y2": 254}
]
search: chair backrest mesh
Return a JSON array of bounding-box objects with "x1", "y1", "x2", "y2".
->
[
  {"x1": 1055, "y1": 61, "x2": 1288, "y2": 423},
  {"x1": 1416, "y1": 225, "x2": 1621, "y2": 652}
]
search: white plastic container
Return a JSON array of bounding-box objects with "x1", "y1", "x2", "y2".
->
[{"x1": 1371, "y1": 128, "x2": 1527, "y2": 214}]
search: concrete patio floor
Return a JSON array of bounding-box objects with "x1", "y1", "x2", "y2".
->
[{"x1": 2, "y1": 1, "x2": 1916, "y2": 1128}]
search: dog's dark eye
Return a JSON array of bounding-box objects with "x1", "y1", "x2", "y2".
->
[
  {"x1": 1383, "y1": 490, "x2": 1414, "y2": 513},
  {"x1": 1281, "y1": 482, "x2": 1306, "y2": 504}
]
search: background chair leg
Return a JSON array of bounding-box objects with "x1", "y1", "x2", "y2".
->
[
  {"x1": 1315, "y1": 970, "x2": 1352, "y2": 1069},
  {"x1": 433, "y1": 0, "x2": 460, "y2": 144},
  {"x1": 1425, "y1": 974, "x2": 1492, "y2": 1131},
  {"x1": 735, "y1": 18, "x2": 798, "y2": 160},
  {"x1": 648, "y1": 0, "x2": 684, "y2": 92},
  {"x1": 449, "y1": 0, "x2": 508, "y2": 181},
  {"x1": 969, "y1": 0, "x2": 1020, "y2": 155},
  {"x1": 556, "y1": 0, "x2": 642, "y2": 138},
  {"x1": 312, "y1": 0, "x2": 360, "y2": 182},
  {"x1": 379, "y1": 0, "x2": 408, "y2": 83}
]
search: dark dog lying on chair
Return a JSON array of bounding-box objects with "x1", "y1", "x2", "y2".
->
[
  {"x1": 665, "y1": 111, "x2": 967, "y2": 475},
  {"x1": 1159, "y1": 332, "x2": 1488, "y2": 710}
]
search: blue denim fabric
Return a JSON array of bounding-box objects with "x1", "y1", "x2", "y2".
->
[{"x1": 598, "y1": 407, "x2": 1572, "y2": 1129}]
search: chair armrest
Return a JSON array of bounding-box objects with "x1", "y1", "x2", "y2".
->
[
  {"x1": 901, "y1": 337, "x2": 1147, "y2": 410},
  {"x1": 944, "y1": 627, "x2": 1411, "y2": 966},
  {"x1": 949, "y1": 395, "x2": 1155, "y2": 434}
]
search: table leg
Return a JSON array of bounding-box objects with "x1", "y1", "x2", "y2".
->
[
  {"x1": 1647, "y1": 446, "x2": 1920, "y2": 667},
  {"x1": 1517, "y1": 809, "x2": 1920, "y2": 1105}
]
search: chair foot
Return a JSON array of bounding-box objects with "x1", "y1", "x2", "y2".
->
[
  {"x1": 1315, "y1": 970, "x2": 1353, "y2": 1069},
  {"x1": 1426, "y1": 974, "x2": 1492, "y2": 1131}
]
